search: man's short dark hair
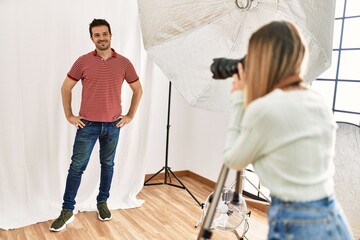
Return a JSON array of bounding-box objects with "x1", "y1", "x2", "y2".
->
[{"x1": 89, "y1": 19, "x2": 112, "y2": 37}]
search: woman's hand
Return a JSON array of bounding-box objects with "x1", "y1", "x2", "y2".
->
[{"x1": 231, "y1": 62, "x2": 245, "y2": 92}]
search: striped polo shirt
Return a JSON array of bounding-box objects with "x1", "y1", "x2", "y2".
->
[{"x1": 67, "y1": 49, "x2": 139, "y2": 122}]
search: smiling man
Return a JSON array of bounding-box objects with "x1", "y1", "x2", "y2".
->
[{"x1": 49, "y1": 19, "x2": 143, "y2": 232}]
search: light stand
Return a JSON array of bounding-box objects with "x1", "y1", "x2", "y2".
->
[{"x1": 144, "y1": 81, "x2": 202, "y2": 206}]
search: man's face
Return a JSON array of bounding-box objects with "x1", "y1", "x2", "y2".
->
[{"x1": 91, "y1": 25, "x2": 111, "y2": 51}]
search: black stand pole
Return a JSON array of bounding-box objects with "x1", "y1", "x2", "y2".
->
[{"x1": 144, "y1": 81, "x2": 202, "y2": 206}]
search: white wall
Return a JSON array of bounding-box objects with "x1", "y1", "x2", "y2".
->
[{"x1": 334, "y1": 123, "x2": 360, "y2": 238}]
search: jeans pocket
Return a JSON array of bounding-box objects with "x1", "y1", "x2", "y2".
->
[
  {"x1": 81, "y1": 119, "x2": 93, "y2": 127},
  {"x1": 111, "y1": 119, "x2": 121, "y2": 128},
  {"x1": 283, "y1": 218, "x2": 332, "y2": 240}
]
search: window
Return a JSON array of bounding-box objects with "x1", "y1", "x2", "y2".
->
[{"x1": 311, "y1": 0, "x2": 360, "y2": 126}]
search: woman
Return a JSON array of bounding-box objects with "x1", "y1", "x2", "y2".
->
[{"x1": 223, "y1": 21, "x2": 352, "y2": 239}]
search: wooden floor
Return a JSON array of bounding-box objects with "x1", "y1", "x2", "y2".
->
[{"x1": 0, "y1": 176, "x2": 268, "y2": 240}]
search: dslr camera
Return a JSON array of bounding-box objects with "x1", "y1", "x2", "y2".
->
[{"x1": 210, "y1": 56, "x2": 245, "y2": 79}]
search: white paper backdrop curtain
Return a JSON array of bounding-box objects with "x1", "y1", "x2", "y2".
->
[{"x1": 0, "y1": 0, "x2": 158, "y2": 230}]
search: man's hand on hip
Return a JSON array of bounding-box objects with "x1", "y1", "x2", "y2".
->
[{"x1": 67, "y1": 115, "x2": 85, "y2": 129}]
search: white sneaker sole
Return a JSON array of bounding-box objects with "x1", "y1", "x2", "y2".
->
[
  {"x1": 49, "y1": 215, "x2": 75, "y2": 232},
  {"x1": 97, "y1": 212, "x2": 112, "y2": 221}
]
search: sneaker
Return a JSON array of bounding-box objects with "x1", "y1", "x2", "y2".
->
[
  {"x1": 97, "y1": 201, "x2": 112, "y2": 221},
  {"x1": 49, "y1": 209, "x2": 75, "y2": 232}
]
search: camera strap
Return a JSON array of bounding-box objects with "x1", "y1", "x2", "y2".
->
[{"x1": 274, "y1": 74, "x2": 303, "y2": 90}]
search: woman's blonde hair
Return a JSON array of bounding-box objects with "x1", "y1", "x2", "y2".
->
[{"x1": 244, "y1": 21, "x2": 305, "y2": 106}]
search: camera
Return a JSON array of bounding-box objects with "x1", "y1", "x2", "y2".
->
[{"x1": 210, "y1": 56, "x2": 245, "y2": 80}]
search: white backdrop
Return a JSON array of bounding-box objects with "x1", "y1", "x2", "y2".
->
[{"x1": 0, "y1": 0, "x2": 231, "y2": 230}]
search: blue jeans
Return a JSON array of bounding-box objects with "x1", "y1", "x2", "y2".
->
[
  {"x1": 62, "y1": 119, "x2": 121, "y2": 211},
  {"x1": 268, "y1": 195, "x2": 353, "y2": 240}
]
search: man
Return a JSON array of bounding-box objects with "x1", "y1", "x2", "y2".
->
[{"x1": 50, "y1": 19, "x2": 142, "y2": 232}]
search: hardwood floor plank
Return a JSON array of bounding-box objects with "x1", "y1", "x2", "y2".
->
[{"x1": 0, "y1": 176, "x2": 268, "y2": 240}]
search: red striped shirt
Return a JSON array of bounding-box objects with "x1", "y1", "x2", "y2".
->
[{"x1": 67, "y1": 49, "x2": 139, "y2": 122}]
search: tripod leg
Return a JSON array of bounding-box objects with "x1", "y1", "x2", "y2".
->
[
  {"x1": 197, "y1": 164, "x2": 229, "y2": 240},
  {"x1": 167, "y1": 168, "x2": 202, "y2": 206},
  {"x1": 144, "y1": 167, "x2": 166, "y2": 185}
]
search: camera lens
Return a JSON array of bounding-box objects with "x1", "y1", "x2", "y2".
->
[{"x1": 211, "y1": 57, "x2": 245, "y2": 80}]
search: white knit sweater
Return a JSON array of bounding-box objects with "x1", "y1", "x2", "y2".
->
[{"x1": 223, "y1": 89, "x2": 337, "y2": 201}]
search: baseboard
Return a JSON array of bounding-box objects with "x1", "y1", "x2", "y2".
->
[
  {"x1": 144, "y1": 170, "x2": 216, "y2": 187},
  {"x1": 144, "y1": 170, "x2": 190, "y2": 181},
  {"x1": 144, "y1": 170, "x2": 269, "y2": 212}
]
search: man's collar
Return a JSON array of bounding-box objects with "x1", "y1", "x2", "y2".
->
[{"x1": 92, "y1": 48, "x2": 117, "y2": 58}]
